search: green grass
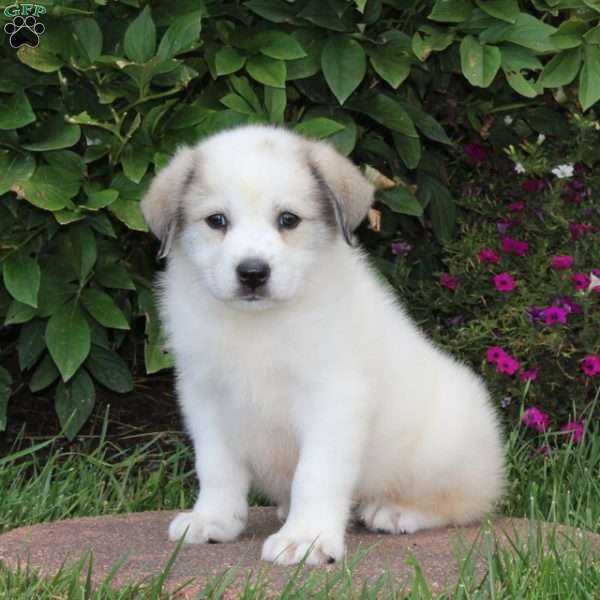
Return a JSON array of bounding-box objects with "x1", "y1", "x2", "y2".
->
[{"x1": 0, "y1": 416, "x2": 599, "y2": 598}]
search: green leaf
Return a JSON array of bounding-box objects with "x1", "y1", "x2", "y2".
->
[
  {"x1": 72, "y1": 18, "x2": 103, "y2": 63},
  {"x1": 579, "y1": 44, "x2": 600, "y2": 111},
  {"x1": 400, "y1": 104, "x2": 451, "y2": 145},
  {"x1": 504, "y1": 69, "x2": 540, "y2": 97},
  {"x1": 0, "y1": 367, "x2": 11, "y2": 432},
  {"x1": 321, "y1": 36, "x2": 366, "y2": 104},
  {"x1": 215, "y1": 46, "x2": 246, "y2": 76},
  {"x1": 460, "y1": 36, "x2": 502, "y2": 87},
  {"x1": 293, "y1": 118, "x2": 345, "y2": 139},
  {"x1": 368, "y1": 42, "x2": 411, "y2": 90},
  {"x1": 286, "y1": 30, "x2": 323, "y2": 80},
  {"x1": 139, "y1": 289, "x2": 174, "y2": 374},
  {"x1": 16, "y1": 46, "x2": 63, "y2": 72},
  {"x1": 429, "y1": 0, "x2": 473, "y2": 23},
  {"x1": 46, "y1": 301, "x2": 91, "y2": 382},
  {"x1": 500, "y1": 45, "x2": 543, "y2": 71},
  {"x1": 18, "y1": 319, "x2": 46, "y2": 371},
  {"x1": 499, "y1": 14, "x2": 557, "y2": 52},
  {"x1": 551, "y1": 19, "x2": 587, "y2": 50},
  {"x1": 0, "y1": 91, "x2": 36, "y2": 130},
  {"x1": 0, "y1": 151, "x2": 35, "y2": 195},
  {"x1": 94, "y1": 264, "x2": 135, "y2": 290},
  {"x1": 298, "y1": 0, "x2": 356, "y2": 32},
  {"x1": 55, "y1": 369, "x2": 95, "y2": 440},
  {"x1": 418, "y1": 175, "x2": 456, "y2": 243},
  {"x1": 124, "y1": 6, "x2": 156, "y2": 63},
  {"x1": 246, "y1": 55, "x2": 286, "y2": 88},
  {"x1": 346, "y1": 94, "x2": 418, "y2": 137},
  {"x1": 255, "y1": 31, "x2": 306, "y2": 60},
  {"x1": 157, "y1": 11, "x2": 202, "y2": 60},
  {"x1": 81, "y1": 289, "x2": 130, "y2": 330},
  {"x1": 264, "y1": 87, "x2": 286, "y2": 123},
  {"x1": 122, "y1": 144, "x2": 151, "y2": 183},
  {"x1": 16, "y1": 166, "x2": 80, "y2": 211},
  {"x1": 584, "y1": 25, "x2": 600, "y2": 45},
  {"x1": 108, "y1": 198, "x2": 148, "y2": 231},
  {"x1": 381, "y1": 187, "x2": 424, "y2": 217},
  {"x1": 475, "y1": 0, "x2": 519, "y2": 23},
  {"x1": 220, "y1": 93, "x2": 257, "y2": 116},
  {"x1": 245, "y1": 0, "x2": 298, "y2": 23},
  {"x1": 29, "y1": 354, "x2": 59, "y2": 393},
  {"x1": 393, "y1": 132, "x2": 421, "y2": 169},
  {"x1": 71, "y1": 225, "x2": 97, "y2": 284},
  {"x1": 22, "y1": 116, "x2": 81, "y2": 152},
  {"x1": 4, "y1": 300, "x2": 36, "y2": 326},
  {"x1": 85, "y1": 345, "x2": 133, "y2": 393},
  {"x1": 541, "y1": 48, "x2": 582, "y2": 87},
  {"x1": 3, "y1": 250, "x2": 40, "y2": 308},
  {"x1": 302, "y1": 107, "x2": 357, "y2": 155},
  {"x1": 84, "y1": 189, "x2": 119, "y2": 211}
]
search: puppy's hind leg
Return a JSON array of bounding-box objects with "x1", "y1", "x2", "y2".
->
[{"x1": 358, "y1": 500, "x2": 448, "y2": 534}]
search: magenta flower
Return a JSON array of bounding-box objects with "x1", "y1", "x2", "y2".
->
[
  {"x1": 496, "y1": 353, "x2": 521, "y2": 375},
  {"x1": 542, "y1": 306, "x2": 568, "y2": 325},
  {"x1": 522, "y1": 407, "x2": 550, "y2": 433},
  {"x1": 520, "y1": 369, "x2": 538, "y2": 382},
  {"x1": 593, "y1": 269, "x2": 600, "y2": 277},
  {"x1": 501, "y1": 236, "x2": 529, "y2": 256},
  {"x1": 521, "y1": 179, "x2": 545, "y2": 193},
  {"x1": 571, "y1": 272, "x2": 591, "y2": 290},
  {"x1": 440, "y1": 273, "x2": 459, "y2": 291},
  {"x1": 569, "y1": 223, "x2": 593, "y2": 239},
  {"x1": 551, "y1": 255, "x2": 574, "y2": 270},
  {"x1": 508, "y1": 201, "x2": 525, "y2": 212},
  {"x1": 479, "y1": 248, "x2": 500, "y2": 264},
  {"x1": 581, "y1": 355, "x2": 600, "y2": 377},
  {"x1": 486, "y1": 346, "x2": 506, "y2": 363},
  {"x1": 464, "y1": 143, "x2": 489, "y2": 164},
  {"x1": 493, "y1": 272, "x2": 516, "y2": 292},
  {"x1": 560, "y1": 421, "x2": 585, "y2": 444},
  {"x1": 553, "y1": 296, "x2": 582, "y2": 315}
]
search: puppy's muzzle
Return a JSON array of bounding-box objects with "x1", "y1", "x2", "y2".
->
[{"x1": 236, "y1": 258, "x2": 271, "y2": 294}]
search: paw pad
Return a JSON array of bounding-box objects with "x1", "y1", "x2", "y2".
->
[{"x1": 4, "y1": 15, "x2": 45, "y2": 49}]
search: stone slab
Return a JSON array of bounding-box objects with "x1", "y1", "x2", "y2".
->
[{"x1": 0, "y1": 509, "x2": 597, "y2": 597}]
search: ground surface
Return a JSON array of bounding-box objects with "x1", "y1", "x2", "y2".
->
[{"x1": 1, "y1": 508, "x2": 597, "y2": 597}]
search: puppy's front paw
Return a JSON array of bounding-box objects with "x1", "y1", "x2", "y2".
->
[
  {"x1": 168, "y1": 510, "x2": 246, "y2": 544},
  {"x1": 261, "y1": 528, "x2": 345, "y2": 565}
]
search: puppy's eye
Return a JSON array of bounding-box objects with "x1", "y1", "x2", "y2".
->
[
  {"x1": 278, "y1": 212, "x2": 301, "y2": 230},
  {"x1": 205, "y1": 214, "x2": 228, "y2": 230}
]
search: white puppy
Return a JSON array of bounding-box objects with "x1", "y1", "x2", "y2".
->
[{"x1": 141, "y1": 125, "x2": 505, "y2": 566}]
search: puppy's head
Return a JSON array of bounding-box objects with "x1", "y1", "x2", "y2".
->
[{"x1": 141, "y1": 125, "x2": 374, "y2": 310}]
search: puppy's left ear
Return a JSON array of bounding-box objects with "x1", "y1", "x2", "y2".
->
[
  {"x1": 141, "y1": 146, "x2": 198, "y2": 259},
  {"x1": 306, "y1": 139, "x2": 375, "y2": 245}
]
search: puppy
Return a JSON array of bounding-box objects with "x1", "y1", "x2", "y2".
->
[{"x1": 141, "y1": 125, "x2": 505, "y2": 566}]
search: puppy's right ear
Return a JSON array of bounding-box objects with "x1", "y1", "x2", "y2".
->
[{"x1": 141, "y1": 146, "x2": 198, "y2": 259}]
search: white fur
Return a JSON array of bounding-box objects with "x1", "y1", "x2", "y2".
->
[{"x1": 144, "y1": 125, "x2": 506, "y2": 566}]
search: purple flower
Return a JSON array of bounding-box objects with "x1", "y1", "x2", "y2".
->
[
  {"x1": 464, "y1": 143, "x2": 489, "y2": 164},
  {"x1": 569, "y1": 223, "x2": 593, "y2": 239},
  {"x1": 551, "y1": 255, "x2": 574, "y2": 270},
  {"x1": 581, "y1": 355, "x2": 600, "y2": 377},
  {"x1": 520, "y1": 369, "x2": 538, "y2": 382},
  {"x1": 508, "y1": 201, "x2": 525, "y2": 212},
  {"x1": 522, "y1": 407, "x2": 550, "y2": 433},
  {"x1": 496, "y1": 221, "x2": 512, "y2": 235},
  {"x1": 493, "y1": 272, "x2": 516, "y2": 292},
  {"x1": 501, "y1": 236, "x2": 528, "y2": 256},
  {"x1": 521, "y1": 179, "x2": 545, "y2": 193},
  {"x1": 571, "y1": 272, "x2": 591, "y2": 290},
  {"x1": 440, "y1": 273, "x2": 459, "y2": 291},
  {"x1": 500, "y1": 397, "x2": 512, "y2": 409},
  {"x1": 391, "y1": 241, "x2": 412, "y2": 256},
  {"x1": 552, "y1": 296, "x2": 582, "y2": 315},
  {"x1": 527, "y1": 306, "x2": 545, "y2": 322},
  {"x1": 479, "y1": 248, "x2": 500, "y2": 264},
  {"x1": 496, "y1": 354, "x2": 521, "y2": 375},
  {"x1": 447, "y1": 314, "x2": 465, "y2": 326},
  {"x1": 486, "y1": 346, "x2": 506, "y2": 363}
]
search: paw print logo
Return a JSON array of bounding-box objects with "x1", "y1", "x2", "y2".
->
[{"x1": 4, "y1": 15, "x2": 45, "y2": 49}]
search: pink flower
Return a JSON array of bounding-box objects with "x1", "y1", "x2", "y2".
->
[
  {"x1": 440, "y1": 273, "x2": 459, "y2": 291},
  {"x1": 569, "y1": 223, "x2": 593, "y2": 239},
  {"x1": 496, "y1": 353, "x2": 521, "y2": 375},
  {"x1": 571, "y1": 272, "x2": 591, "y2": 290},
  {"x1": 520, "y1": 369, "x2": 538, "y2": 382},
  {"x1": 479, "y1": 248, "x2": 499, "y2": 264},
  {"x1": 551, "y1": 255, "x2": 574, "y2": 270},
  {"x1": 521, "y1": 179, "x2": 545, "y2": 193},
  {"x1": 593, "y1": 269, "x2": 600, "y2": 277},
  {"x1": 508, "y1": 201, "x2": 525, "y2": 212},
  {"x1": 560, "y1": 421, "x2": 585, "y2": 444},
  {"x1": 493, "y1": 272, "x2": 516, "y2": 292},
  {"x1": 522, "y1": 407, "x2": 550, "y2": 433},
  {"x1": 464, "y1": 143, "x2": 488, "y2": 164},
  {"x1": 501, "y1": 236, "x2": 529, "y2": 256},
  {"x1": 581, "y1": 355, "x2": 600, "y2": 377},
  {"x1": 542, "y1": 306, "x2": 568, "y2": 325},
  {"x1": 486, "y1": 346, "x2": 506, "y2": 363}
]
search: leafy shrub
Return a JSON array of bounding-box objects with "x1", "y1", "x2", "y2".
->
[
  {"x1": 386, "y1": 110, "x2": 599, "y2": 441},
  {"x1": 1, "y1": 0, "x2": 599, "y2": 437}
]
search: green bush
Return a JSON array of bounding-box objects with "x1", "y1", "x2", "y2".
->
[{"x1": 1, "y1": 0, "x2": 599, "y2": 437}]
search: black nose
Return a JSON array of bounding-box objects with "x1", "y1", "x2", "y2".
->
[{"x1": 236, "y1": 259, "x2": 270, "y2": 290}]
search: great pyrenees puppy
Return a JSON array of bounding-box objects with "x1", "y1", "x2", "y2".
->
[{"x1": 141, "y1": 125, "x2": 505, "y2": 566}]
